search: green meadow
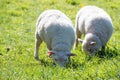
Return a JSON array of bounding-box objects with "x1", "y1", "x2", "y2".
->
[{"x1": 0, "y1": 0, "x2": 120, "y2": 80}]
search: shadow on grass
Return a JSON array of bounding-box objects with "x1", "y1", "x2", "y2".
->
[
  {"x1": 66, "y1": 59, "x2": 86, "y2": 69},
  {"x1": 22, "y1": 58, "x2": 55, "y2": 67},
  {"x1": 66, "y1": 47, "x2": 119, "y2": 69},
  {"x1": 30, "y1": 46, "x2": 119, "y2": 69},
  {"x1": 34, "y1": 58, "x2": 84, "y2": 68},
  {"x1": 36, "y1": 58, "x2": 56, "y2": 67},
  {"x1": 23, "y1": 59, "x2": 53, "y2": 67},
  {"x1": 97, "y1": 47, "x2": 118, "y2": 59}
]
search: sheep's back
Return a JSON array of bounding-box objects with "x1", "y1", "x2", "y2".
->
[
  {"x1": 77, "y1": 6, "x2": 113, "y2": 45},
  {"x1": 36, "y1": 10, "x2": 75, "y2": 50}
]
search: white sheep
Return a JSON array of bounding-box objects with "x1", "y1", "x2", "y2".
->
[
  {"x1": 74, "y1": 6, "x2": 113, "y2": 55},
  {"x1": 34, "y1": 10, "x2": 76, "y2": 67}
]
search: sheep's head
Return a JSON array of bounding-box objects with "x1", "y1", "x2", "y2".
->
[
  {"x1": 78, "y1": 33, "x2": 101, "y2": 56},
  {"x1": 48, "y1": 51, "x2": 76, "y2": 67}
]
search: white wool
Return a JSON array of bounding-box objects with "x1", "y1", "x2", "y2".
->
[
  {"x1": 35, "y1": 10, "x2": 75, "y2": 66},
  {"x1": 75, "y1": 6, "x2": 113, "y2": 54}
]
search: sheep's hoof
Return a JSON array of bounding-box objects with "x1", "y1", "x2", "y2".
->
[{"x1": 34, "y1": 56, "x2": 39, "y2": 60}]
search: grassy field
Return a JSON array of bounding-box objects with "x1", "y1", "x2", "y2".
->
[{"x1": 0, "y1": 0, "x2": 120, "y2": 80}]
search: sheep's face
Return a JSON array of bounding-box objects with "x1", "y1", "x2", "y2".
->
[
  {"x1": 82, "y1": 40, "x2": 101, "y2": 55},
  {"x1": 52, "y1": 53, "x2": 68, "y2": 67},
  {"x1": 78, "y1": 33, "x2": 101, "y2": 56},
  {"x1": 48, "y1": 51, "x2": 76, "y2": 67}
]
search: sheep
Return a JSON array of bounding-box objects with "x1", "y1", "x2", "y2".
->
[
  {"x1": 74, "y1": 6, "x2": 113, "y2": 56},
  {"x1": 34, "y1": 10, "x2": 76, "y2": 67}
]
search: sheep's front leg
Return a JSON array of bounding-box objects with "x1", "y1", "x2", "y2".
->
[
  {"x1": 99, "y1": 45, "x2": 106, "y2": 58},
  {"x1": 101, "y1": 46, "x2": 106, "y2": 54},
  {"x1": 102, "y1": 46, "x2": 105, "y2": 51},
  {"x1": 74, "y1": 29, "x2": 82, "y2": 49},
  {"x1": 34, "y1": 33, "x2": 42, "y2": 60}
]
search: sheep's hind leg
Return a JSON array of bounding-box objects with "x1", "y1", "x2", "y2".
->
[
  {"x1": 34, "y1": 33, "x2": 42, "y2": 60},
  {"x1": 74, "y1": 29, "x2": 82, "y2": 49}
]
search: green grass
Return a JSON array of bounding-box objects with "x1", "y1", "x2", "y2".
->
[{"x1": 0, "y1": 0, "x2": 120, "y2": 80}]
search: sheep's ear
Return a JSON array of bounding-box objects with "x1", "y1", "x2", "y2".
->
[
  {"x1": 48, "y1": 51, "x2": 54, "y2": 57},
  {"x1": 67, "y1": 53, "x2": 76, "y2": 57},
  {"x1": 90, "y1": 42, "x2": 96, "y2": 45},
  {"x1": 78, "y1": 38, "x2": 83, "y2": 43}
]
